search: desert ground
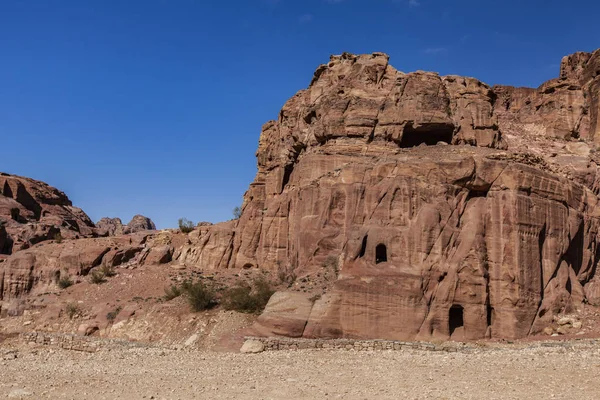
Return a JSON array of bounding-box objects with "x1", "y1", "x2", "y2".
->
[{"x1": 1, "y1": 338, "x2": 599, "y2": 399}]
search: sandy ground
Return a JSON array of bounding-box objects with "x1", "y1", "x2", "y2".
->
[{"x1": 1, "y1": 341, "x2": 600, "y2": 400}]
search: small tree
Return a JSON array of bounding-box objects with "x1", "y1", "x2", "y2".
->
[
  {"x1": 178, "y1": 218, "x2": 194, "y2": 234},
  {"x1": 233, "y1": 206, "x2": 242, "y2": 219}
]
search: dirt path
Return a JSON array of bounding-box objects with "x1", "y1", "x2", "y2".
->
[{"x1": 1, "y1": 341, "x2": 599, "y2": 399}]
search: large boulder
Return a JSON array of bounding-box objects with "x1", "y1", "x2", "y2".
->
[{"x1": 252, "y1": 292, "x2": 314, "y2": 338}]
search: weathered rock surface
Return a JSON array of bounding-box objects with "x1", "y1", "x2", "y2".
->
[
  {"x1": 175, "y1": 48, "x2": 600, "y2": 341},
  {"x1": 0, "y1": 232, "x2": 152, "y2": 315},
  {"x1": 96, "y1": 217, "x2": 126, "y2": 236},
  {"x1": 126, "y1": 215, "x2": 157, "y2": 233},
  {"x1": 0, "y1": 173, "x2": 95, "y2": 254},
  {"x1": 96, "y1": 215, "x2": 156, "y2": 237},
  {"x1": 251, "y1": 292, "x2": 315, "y2": 337}
]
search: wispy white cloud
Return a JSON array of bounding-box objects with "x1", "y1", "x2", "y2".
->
[
  {"x1": 423, "y1": 47, "x2": 448, "y2": 55},
  {"x1": 299, "y1": 14, "x2": 314, "y2": 24}
]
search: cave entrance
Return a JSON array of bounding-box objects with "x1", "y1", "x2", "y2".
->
[
  {"x1": 399, "y1": 123, "x2": 454, "y2": 148},
  {"x1": 281, "y1": 165, "x2": 293, "y2": 193},
  {"x1": 375, "y1": 244, "x2": 387, "y2": 264},
  {"x1": 449, "y1": 305, "x2": 464, "y2": 337}
]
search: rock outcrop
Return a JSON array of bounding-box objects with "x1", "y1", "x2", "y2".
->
[
  {"x1": 96, "y1": 215, "x2": 156, "y2": 237},
  {"x1": 0, "y1": 173, "x2": 95, "y2": 254},
  {"x1": 0, "y1": 232, "x2": 152, "y2": 315},
  {"x1": 175, "y1": 49, "x2": 600, "y2": 341}
]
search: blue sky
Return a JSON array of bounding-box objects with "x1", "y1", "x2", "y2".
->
[{"x1": 1, "y1": 0, "x2": 599, "y2": 228}]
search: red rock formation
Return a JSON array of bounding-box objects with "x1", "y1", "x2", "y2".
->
[
  {"x1": 176, "y1": 49, "x2": 600, "y2": 341},
  {"x1": 0, "y1": 173, "x2": 95, "y2": 254},
  {"x1": 96, "y1": 215, "x2": 156, "y2": 237}
]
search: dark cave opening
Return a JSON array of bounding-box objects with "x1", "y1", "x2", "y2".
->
[
  {"x1": 487, "y1": 305, "x2": 494, "y2": 327},
  {"x1": 399, "y1": 123, "x2": 454, "y2": 148},
  {"x1": 375, "y1": 244, "x2": 387, "y2": 264},
  {"x1": 449, "y1": 305, "x2": 464, "y2": 336},
  {"x1": 281, "y1": 165, "x2": 293, "y2": 192},
  {"x1": 359, "y1": 235, "x2": 368, "y2": 258}
]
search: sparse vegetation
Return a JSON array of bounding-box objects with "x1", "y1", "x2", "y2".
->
[
  {"x1": 163, "y1": 284, "x2": 183, "y2": 301},
  {"x1": 58, "y1": 275, "x2": 73, "y2": 289},
  {"x1": 99, "y1": 264, "x2": 116, "y2": 277},
  {"x1": 54, "y1": 231, "x2": 63, "y2": 244},
  {"x1": 233, "y1": 206, "x2": 242, "y2": 219},
  {"x1": 106, "y1": 306, "x2": 122, "y2": 322},
  {"x1": 222, "y1": 276, "x2": 274, "y2": 314},
  {"x1": 178, "y1": 218, "x2": 194, "y2": 234},
  {"x1": 182, "y1": 280, "x2": 216, "y2": 312},
  {"x1": 65, "y1": 303, "x2": 81, "y2": 320},
  {"x1": 89, "y1": 270, "x2": 106, "y2": 284}
]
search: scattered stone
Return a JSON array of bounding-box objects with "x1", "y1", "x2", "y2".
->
[{"x1": 240, "y1": 340, "x2": 265, "y2": 354}]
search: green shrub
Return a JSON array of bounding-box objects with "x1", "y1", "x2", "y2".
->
[
  {"x1": 222, "y1": 277, "x2": 274, "y2": 314},
  {"x1": 233, "y1": 206, "x2": 242, "y2": 219},
  {"x1": 58, "y1": 276, "x2": 73, "y2": 289},
  {"x1": 163, "y1": 284, "x2": 183, "y2": 301},
  {"x1": 54, "y1": 231, "x2": 63, "y2": 244},
  {"x1": 183, "y1": 280, "x2": 216, "y2": 312},
  {"x1": 89, "y1": 270, "x2": 106, "y2": 284},
  {"x1": 65, "y1": 303, "x2": 81, "y2": 320},
  {"x1": 178, "y1": 218, "x2": 194, "y2": 234},
  {"x1": 99, "y1": 264, "x2": 116, "y2": 277}
]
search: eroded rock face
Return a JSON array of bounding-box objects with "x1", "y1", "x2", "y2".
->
[
  {"x1": 127, "y1": 215, "x2": 156, "y2": 232},
  {"x1": 0, "y1": 173, "x2": 95, "y2": 253},
  {"x1": 0, "y1": 232, "x2": 152, "y2": 313},
  {"x1": 96, "y1": 217, "x2": 126, "y2": 236},
  {"x1": 96, "y1": 215, "x2": 156, "y2": 237},
  {"x1": 177, "y1": 49, "x2": 600, "y2": 341}
]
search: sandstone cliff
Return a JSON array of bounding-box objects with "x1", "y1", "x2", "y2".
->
[{"x1": 176, "y1": 49, "x2": 600, "y2": 341}]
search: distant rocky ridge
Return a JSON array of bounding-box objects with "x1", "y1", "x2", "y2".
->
[
  {"x1": 0, "y1": 173, "x2": 95, "y2": 255},
  {"x1": 96, "y1": 215, "x2": 157, "y2": 237},
  {"x1": 0, "y1": 172, "x2": 156, "y2": 255}
]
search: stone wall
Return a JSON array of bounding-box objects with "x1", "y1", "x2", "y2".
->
[
  {"x1": 20, "y1": 332, "x2": 150, "y2": 353},
  {"x1": 244, "y1": 336, "x2": 600, "y2": 353},
  {"x1": 245, "y1": 336, "x2": 468, "y2": 352}
]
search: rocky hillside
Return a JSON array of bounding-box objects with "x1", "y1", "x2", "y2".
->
[
  {"x1": 2, "y1": 48, "x2": 600, "y2": 345},
  {"x1": 0, "y1": 173, "x2": 96, "y2": 255}
]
